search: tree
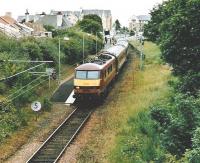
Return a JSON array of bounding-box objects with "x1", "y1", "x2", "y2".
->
[
  {"x1": 130, "y1": 30, "x2": 135, "y2": 36},
  {"x1": 144, "y1": 0, "x2": 200, "y2": 76},
  {"x1": 43, "y1": 25, "x2": 55, "y2": 32},
  {"x1": 78, "y1": 19, "x2": 102, "y2": 35},
  {"x1": 115, "y1": 19, "x2": 121, "y2": 31},
  {"x1": 83, "y1": 14, "x2": 102, "y2": 26},
  {"x1": 78, "y1": 14, "x2": 103, "y2": 36}
]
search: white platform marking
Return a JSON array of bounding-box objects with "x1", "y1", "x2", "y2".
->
[{"x1": 65, "y1": 90, "x2": 76, "y2": 105}]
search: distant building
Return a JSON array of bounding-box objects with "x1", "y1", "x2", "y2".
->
[
  {"x1": 0, "y1": 12, "x2": 33, "y2": 38},
  {"x1": 50, "y1": 10, "x2": 80, "y2": 26},
  {"x1": 18, "y1": 10, "x2": 76, "y2": 29},
  {"x1": 18, "y1": 9, "x2": 112, "y2": 33},
  {"x1": 51, "y1": 9, "x2": 112, "y2": 32},
  {"x1": 24, "y1": 22, "x2": 52, "y2": 38},
  {"x1": 129, "y1": 15, "x2": 151, "y2": 33}
]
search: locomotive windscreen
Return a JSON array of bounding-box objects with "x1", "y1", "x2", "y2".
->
[{"x1": 76, "y1": 70, "x2": 100, "y2": 79}]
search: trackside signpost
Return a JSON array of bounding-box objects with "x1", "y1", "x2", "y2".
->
[{"x1": 31, "y1": 101, "x2": 41, "y2": 121}]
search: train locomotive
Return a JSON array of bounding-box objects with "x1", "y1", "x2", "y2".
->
[{"x1": 73, "y1": 39, "x2": 129, "y2": 99}]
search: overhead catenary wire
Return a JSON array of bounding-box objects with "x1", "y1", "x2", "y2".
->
[
  {"x1": 0, "y1": 63, "x2": 45, "y2": 82},
  {"x1": 5, "y1": 60, "x2": 53, "y2": 63},
  {"x1": 8, "y1": 77, "x2": 48, "y2": 102},
  {"x1": 6, "y1": 75, "x2": 44, "y2": 99},
  {"x1": 3, "y1": 77, "x2": 49, "y2": 109}
]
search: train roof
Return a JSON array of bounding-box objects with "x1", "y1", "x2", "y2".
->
[
  {"x1": 106, "y1": 45, "x2": 126, "y2": 57},
  {"x1": 76, "y1": 63, "x2": 103, "y2": 70},
  {"x1": 116, "y1": 40, "x2": 129, "y2": 48},
  {"x1": 75, "y1": 53, "x2": 114, "y2": 71}
]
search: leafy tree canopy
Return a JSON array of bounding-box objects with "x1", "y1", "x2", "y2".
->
[
  {"x1": 83, "y1": 14, "x2": 103, "y2": 26},
  {"x1": 78, "y1": 14, "x2": 103, "y2": 36},
  {"x1": 115, "y1": 19, "x2": 121, "y2": 31},
  {"x1": 144, "y1": 0, "x2": 200, "y2": 76}
]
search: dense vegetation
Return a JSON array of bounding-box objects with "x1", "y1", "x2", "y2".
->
[
  {"x1": 144, "y1": 0, "x2": 200, "y2": 84},
  {"x1": 0, "y1": 15, "x2": 103, "y2": 143},
  {"x1": 124, "y1": 0, "x2": 200, "y2": 162}
]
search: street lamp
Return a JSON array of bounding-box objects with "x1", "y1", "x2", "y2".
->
[
  {"x1": 96, "y1": 32, "x2": 98, "y2": 54},
  {"x1": 140, "y1": 36, "x2": 144, "y2": 70},
  {"x1": 82, "y1": 34, "x2": 85, "y2": 63},
  {"x1": 58, "y1": 37, "x2": 70, "y2": 84},
  {"x1": 82, "y1": 33, "x2": 91, "y2": 64}
]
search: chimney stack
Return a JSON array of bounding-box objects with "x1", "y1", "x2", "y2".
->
[{"x1": 25, "y1": 9, "x2": 30, "y2": 22}]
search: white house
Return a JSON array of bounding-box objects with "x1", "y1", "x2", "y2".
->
[
  {"x1": 0, "y1": 13, "x2": 33, "y2": 38},
  {"x1": 129, "y1": 15, "x2": 151, "y2": 33}
]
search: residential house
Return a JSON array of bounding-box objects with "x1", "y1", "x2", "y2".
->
[
  {"x1": 50, "y1": 10, "x2": 80, "y2": 26},
  {"x1": 129, "y1": 15, "x2": 151, "y2": 34},
  {"x1": 24, "y1": 22, "x2": 52, "y2": 38},
  {"x1": 18, "y1": 11, "x2": 74, "y2": 29},
  {"x1": 0, "y1": 12, "x2": 33, "y2": 38}
]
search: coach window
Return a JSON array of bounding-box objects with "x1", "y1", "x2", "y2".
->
[{"x1": 104, "y1": 70, "x2": 107, "y2": 78}]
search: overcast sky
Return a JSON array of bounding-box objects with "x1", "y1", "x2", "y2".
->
[{"x1": 0, "y1": 0, "x2": 164, "y2": 26}]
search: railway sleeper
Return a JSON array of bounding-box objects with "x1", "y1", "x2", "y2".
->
[
  {"x1": 42, "y1": 144, "x2": 67, "y2": 150},
  {"x1": 29, "y1": 158, "x2": 56, "y2": 163}
]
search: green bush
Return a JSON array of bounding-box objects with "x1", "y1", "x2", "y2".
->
[
  {"x1": 178, "y1": 72, "x2": 200, "y2": 96},
  {"x1": 0, "y1": 82, "x2": 7, "y2": 94},
  {"x1": 113, "y1": 111, "x2": 166, "y2": 162},
  {"x1": 20, "y1": 41, "x2": 42, "y2": 60},
  {"x1": 0, "y1": 102, "x2": 26, "y2": 142},
  {"x1": 185, "y1": 128, "x2": 200, "y2": 163},
  {"x1": 43, "y1": 97, "x2": 52, "y2": 111},
  {"x1": 150, "y1": 94, "x2": 200, "y2": 157},
  {"x1": 150, "y1": 106, "x2": 171, "y2": 127}
]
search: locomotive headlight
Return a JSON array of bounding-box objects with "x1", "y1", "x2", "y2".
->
[{"x1": 76, "y1": 86, "x2": 80, "y2": 89}]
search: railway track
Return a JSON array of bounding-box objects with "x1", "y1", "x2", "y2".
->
[{"x1": 27, "y1": 106, "x2": 92, "y2": 163}]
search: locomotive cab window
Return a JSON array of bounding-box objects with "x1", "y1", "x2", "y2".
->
[
  {"x1": 76, "y1": 70, "x2": 100, "y2": 79},
  {"x1": 87, "y1": 71, "x2": 100, "y2": 79},
  {"x1": 76, "y1": 71, "x2": 87, "y2": 79}
]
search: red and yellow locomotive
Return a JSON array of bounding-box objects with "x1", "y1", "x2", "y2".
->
[{"x1": 73, "y1": 40, "x2": 128, "y2": 99}]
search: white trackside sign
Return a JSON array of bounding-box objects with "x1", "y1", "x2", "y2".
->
[{"x1": 31, "y1": 101, "x2": 41, "y2": 112}]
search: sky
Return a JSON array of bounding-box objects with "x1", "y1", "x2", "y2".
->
[{"x1": 0, "y1": 0, "x2": 164, "y2": 26}]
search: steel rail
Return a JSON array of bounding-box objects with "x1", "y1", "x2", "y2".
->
[
  {"x1": 54, "y1": 111, "x2": 92, "y2": 163},
  {"x1": 26, "y1": 107, "x2": 92, "y2": 163},
  {"x1": 26, "y1": 108, "x2": 78, "y2": 163}
]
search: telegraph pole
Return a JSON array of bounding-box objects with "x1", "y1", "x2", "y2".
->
[
  {"x1": 82, "y1": 34, "x2": 85, "y2": 63},
  {"x1": 140, "y1": 36, "x2": 144, "y2": 70},
  {"x1": 96, "y1": 32, "x2": 98, "y2": 54},
  {"x1": 58, "y1": 38, "x2": 61, "y2": 84}
]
